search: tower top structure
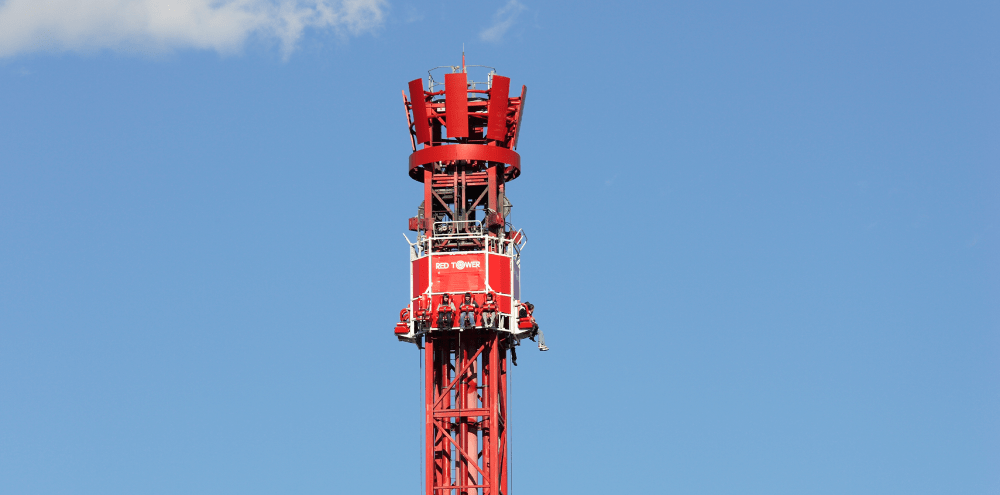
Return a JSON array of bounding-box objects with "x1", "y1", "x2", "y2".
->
[{"x1": 403, "y1": 61, "x2": 526, "y2": 186}]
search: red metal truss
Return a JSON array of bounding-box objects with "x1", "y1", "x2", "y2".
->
[
  {"x1": 424, "y1": 332, "x2": 508, "y2": 495},
  {"x1": 395, "y1": 60, "x2": 537, "y2": 495}
]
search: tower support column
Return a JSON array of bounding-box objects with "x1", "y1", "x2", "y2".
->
[{"x1": 424, "y1": 332, "x2": 507, "y2": 495}]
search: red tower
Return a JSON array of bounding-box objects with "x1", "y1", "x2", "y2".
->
[{"x1": 393, "y1": 60, "x2": 540, "y2": 495}]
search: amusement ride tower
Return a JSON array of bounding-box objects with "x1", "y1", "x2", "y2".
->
[{"x1": 393, "y1": 59, "x2": 541, "y2": 495}]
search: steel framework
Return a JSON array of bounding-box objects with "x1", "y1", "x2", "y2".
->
[{"x1": 393, "y1": 58, "x2": 539, "y2": 495}]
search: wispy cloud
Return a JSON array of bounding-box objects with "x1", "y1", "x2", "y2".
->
[
  {"x1": 0, "y1": 0, "x2": 386, "y2": 59},
  {"x1": 479, "y1": 0, "x2": 525, "y2": 43}
]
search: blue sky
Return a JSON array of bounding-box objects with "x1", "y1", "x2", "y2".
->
[{"x1": 1, "y1": 1, "x2": 997, "y2": 493}]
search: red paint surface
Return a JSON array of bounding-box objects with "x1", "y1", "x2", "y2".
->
[
  {"x1": 408, "y1": 78, "x2": 430, "y2": 144},
  {"x1": 431, "y1": 254, "x2": 486, "y2": 292},
  {"x1": 412, "y1": 256, "x2": 428, "y2": 297},
  {"x1": 486, "y1": 76, "x2": 510, "y2": 142},
  {"x1": 408, "y1": 144, "x2": 520, "y2": 180},
  {"x1": 444, "y1": 72, "x2": 469, "y2": 138},
  {"x1": 488, "y1": 254, "x2": 511, "y2": 295}
]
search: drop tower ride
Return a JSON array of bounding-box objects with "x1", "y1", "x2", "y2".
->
[{"x1": 393, "y1": 59, "x2": 541, "y2": 495}]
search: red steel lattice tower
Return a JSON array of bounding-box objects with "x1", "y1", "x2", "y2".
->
[{"x1": 393, "y1": 59, "x2": 540, "y2": 495}]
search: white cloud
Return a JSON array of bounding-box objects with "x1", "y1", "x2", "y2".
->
[
  {"x1": 0, "y1": 0, "x2": 386, "y2": 59},
  {"x1": 479, "y1": 0, "x2": 525, "y2": 43}
]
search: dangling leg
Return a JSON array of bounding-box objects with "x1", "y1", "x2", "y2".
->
[{"x1": 535, "y1": 325, "x2": 548, "y2": 351}]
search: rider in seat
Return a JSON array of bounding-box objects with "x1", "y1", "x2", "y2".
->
[
  {"x1": 459, "y1": 292, "x2": 479, "y2": 330},
  {"x1": 437, "y1": 294, "x2": 456, "y2": 331},
  {"x1": 481, "y1": 292, "x2": 499, "y2": 329},
  {"x1": 518, "y1": 302, "x2": 548, "y2": 351}
]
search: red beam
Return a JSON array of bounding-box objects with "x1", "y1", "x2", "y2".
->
[
  {"x1": 486, "y1": 76, "x2": 510, "y2": 142},
  {"x1": 433, "y1": 408, "x2": 490, "y2": 418},
  {"x1": 409, "y1": 79, "x2": 430, "y2": 144},
  {"x1": 445, "y1": 72, "x2": 469, "y2": 138},
  {"x1": 432, "y1": 343, "x2": 486, "y2": 408},
  {"x1": 436, "y1": 428, "x2": 487, "y2": 481}
]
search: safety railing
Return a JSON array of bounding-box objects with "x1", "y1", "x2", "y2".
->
[
  {"x1": 432, "y1": 220, "x2": 483, "y2": 237},
  {"x1": 427, "y1": 65, "x2": 498, "y2": 92},
  {"x1": 405, "y1": 308, "x2": 516, "y2": 335},
  {"x1": 404, "y1": 224, "x2": 527, "y2": 259}
]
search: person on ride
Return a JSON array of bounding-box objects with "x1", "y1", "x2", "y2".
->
[
  {"x1": 458, "y1": 292, "x2": 479, "y2": 330},
  {"x1": 437, "y1": 294, "x2": 456, "y2": 330},
  {"x1": 481, "y1": 292, "x2": 498, "y2": 329},
  {"x1": 519, "y1": 301, "x2": 548, "y2": 351}
]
